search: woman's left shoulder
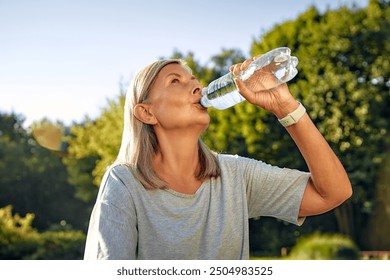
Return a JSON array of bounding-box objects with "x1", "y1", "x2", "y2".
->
[
  {"x1": 217, "y1": 153, "x2": 260, "y2": 165},
  {"x1": 217, "y1": 153, "x2": 240, "y2": 162},
  {"x1": 217, "y1": 153, "x2": 252, "y2": 170}
]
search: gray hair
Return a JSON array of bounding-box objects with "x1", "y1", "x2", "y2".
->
[{"x1": 115, "y1": 59, "x2": 220, "y2": 189}]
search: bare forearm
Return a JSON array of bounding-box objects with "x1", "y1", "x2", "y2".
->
[
  {"x1": 233, "y1": 67, "x2": 352, "y2": 212},
  {"x1": 285, "y1": 112, "x2": 352, "y2": 204}
]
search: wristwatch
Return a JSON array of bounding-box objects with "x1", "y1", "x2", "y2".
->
[{"x1": 278, "y1": 102, "x2": 306, "y2": 127}]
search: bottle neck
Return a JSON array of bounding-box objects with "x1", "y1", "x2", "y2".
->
[{"x1": 200, "y1": 88, "x2": 211, "y2": 108}]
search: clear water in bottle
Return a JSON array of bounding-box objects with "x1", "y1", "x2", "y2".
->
[{"x1": 200, "y1": 47, "x2": 299, "y2": 110}]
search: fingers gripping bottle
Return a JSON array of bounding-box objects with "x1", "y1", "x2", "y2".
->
[{"x1": 200, "y1": 47, "x2": 299, "y2": 110}]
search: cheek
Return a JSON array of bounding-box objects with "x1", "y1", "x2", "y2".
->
[
  {"x1": 152, "y1": 92, "x2": 189, "y2": 116},
  {"x1": 152, "y1": 90, "x2": 185, "y2": 110},
  {"x1": 152, "y1": 104, "x2": 186, "y2": 128},
  {"x1": 153, "y1": 99, "x2": 186, "y2": 118}
]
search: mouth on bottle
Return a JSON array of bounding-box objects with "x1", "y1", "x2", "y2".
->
[{"x1": 199, "y1": 96, "x2": 210, "y2": 108}]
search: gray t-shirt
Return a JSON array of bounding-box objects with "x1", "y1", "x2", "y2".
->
[{"x1": 84, "y1": 154, "x2": 310, "y2": 260}]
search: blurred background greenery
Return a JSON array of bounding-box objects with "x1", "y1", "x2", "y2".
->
[{"x1": 1, "y1": 0, "x2": 389, "y2": 259}]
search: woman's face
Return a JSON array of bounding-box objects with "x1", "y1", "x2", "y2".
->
[{"x1": 147, "y1": 63, "x2": 210, "y2": 132}]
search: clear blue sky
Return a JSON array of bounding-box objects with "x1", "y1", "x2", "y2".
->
[{"x1": 0, "y1": 0, "x2": 369, "y2": 126}]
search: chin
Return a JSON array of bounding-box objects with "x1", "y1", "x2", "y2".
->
[
  {"x1": 193, "y1": 115, "x2": 210, "y2": 131},
  {"x1": 201, "y1": 118, "x2": 210, "y2": 131}
]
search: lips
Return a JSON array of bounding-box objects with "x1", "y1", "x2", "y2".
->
[
  {"x1": 193, "y1": 100, "x2": 207, "y2": 111},
  {"x1": 192, "y1": 97, "x2": 201, "y2": 105},
  {"x1": 191, "y1": 95, "x2": 207, "y2": 110}
]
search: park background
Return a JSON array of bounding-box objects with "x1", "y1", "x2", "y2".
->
[{"x1": 1, "y1": 0, "x2": 389, "y2": 259}]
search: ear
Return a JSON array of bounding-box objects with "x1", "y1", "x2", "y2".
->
[{"x1": 134, "y1": 103, "x2": 157, "y2": 125}]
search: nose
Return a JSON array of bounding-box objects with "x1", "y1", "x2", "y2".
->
[
  {"x1": 191, "y1": 78, "x2": 202, "y2": 95},
  {"x1": 192, "y1": 86, "x2": 201, "y2": 95}
]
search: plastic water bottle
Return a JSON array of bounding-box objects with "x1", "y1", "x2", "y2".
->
[{"x1": 200, "y1": 47, "x2": 299, "y2": 109}]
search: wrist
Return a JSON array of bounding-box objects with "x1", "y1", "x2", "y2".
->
[
  {"x1": 273, "y1": 100, "x2": 300, "y2": 119},
  {"x1": 278, "y1": 101, "x2": 306, "y2": 127}
]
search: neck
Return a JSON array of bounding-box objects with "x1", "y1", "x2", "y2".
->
[
  {"x1": 154, "y1": 130, "x2": 200, "y2": 175},
  {"x1": 152, "y1": 129, "x2": 203, "y2": 193}
]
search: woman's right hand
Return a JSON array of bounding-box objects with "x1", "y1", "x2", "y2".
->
[{"x1": 229, "y1": 57, "x2": 299, "y2": 120}]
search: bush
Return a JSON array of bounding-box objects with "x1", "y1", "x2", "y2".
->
[
  {"x1": 0, "y1": 205, "x2": 40, "y2": 259},
  {"x1": 27, "y1": 230, "x2": 86, "y2": 260},
  {"x1": 287, "y1": 232, "x2": 359, "y2": 260},
  {"x1": 0, "y1": 205, "x2": 86, "y2": 260}
]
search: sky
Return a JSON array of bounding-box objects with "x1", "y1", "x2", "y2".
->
[{"x1": 0, "y1": 0, "x2": 369, "y2": 127}]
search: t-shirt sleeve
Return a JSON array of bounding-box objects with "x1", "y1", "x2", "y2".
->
[
  {"x1": 236, "y1": 155, "x2": 310, "y2": 225},
  {"x1": 83, "y1": 166, "x2": 138, "y2": 259}
]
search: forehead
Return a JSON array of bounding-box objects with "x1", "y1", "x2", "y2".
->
[
  {"x1": 148, "y1": 63, "x2": 193, "y2": 98},
  {"x1": 158, "y1": 63, "x2": 192, "y2": 78}
]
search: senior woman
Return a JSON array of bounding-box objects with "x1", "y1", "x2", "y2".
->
[{"x1": 84, "y1": 57, "x2": 352, "y2": 260}]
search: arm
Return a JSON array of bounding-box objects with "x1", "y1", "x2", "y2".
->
[
  {"x1": 233, "y1": 60, "x2": 352, "y2": 217},
  {"x1": 277, "y1": 102, "x2": 352, "y2": 217}
]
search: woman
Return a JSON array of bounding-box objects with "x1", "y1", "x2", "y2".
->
[{"x1": 84, "y1": 57, "x2": 352, "y2": 260}]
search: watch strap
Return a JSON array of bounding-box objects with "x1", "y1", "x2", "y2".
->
[{"x1": 278, "y1": 102, "x2": 306, "y2": 127}]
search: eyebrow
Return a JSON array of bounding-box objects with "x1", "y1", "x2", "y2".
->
[
  {"x1": 166, "y1": 72, "x2": 197, "y2": 81},
  {"x1": 166, "y1": 73, "x2": 182, "y2": 79}
]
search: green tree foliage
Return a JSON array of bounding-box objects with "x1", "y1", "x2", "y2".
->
[
  {"x1": 66, "y1": 94, "x2": 125, "y2": 190},
  {"x1": 0, "y1": 206, "x2": 85, "y2": 259},
  {"x1": 287, "y1": 232, "x2": 359, "y2": 260},
  {"x1": 365, "y1": 145, "x2": 390, "y2": 250},
  {"x1": 0, "y1": 205, "x2": 39, "y2": 259},
  {"x1": 249, "y1": 0, "x2": 389, "y2": 246},
  {"x1": 0, "y1": 112, "x2": 90, "y2": 231}
]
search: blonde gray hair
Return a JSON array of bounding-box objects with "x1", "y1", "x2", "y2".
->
[{"x1": 115, "y1": 59, "x2": 220, "y2": 189}]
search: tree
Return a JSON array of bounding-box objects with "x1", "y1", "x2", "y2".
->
[
  {"x1": 0, "y1": 112, "x2": 90, "y2": 231},
  {"x1": 244, "y1": 0, "x2": 389, "y2": 249},
  {"x1": 65, "y1": 93, "x2": 125, "y2": 192},
  {"x1": 0, "y1": 205, "x2": 86, "y2": 260}
]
